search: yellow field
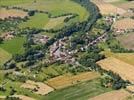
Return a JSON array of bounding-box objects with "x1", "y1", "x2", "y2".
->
[
  {"x1": 0, "y1": 48, "x2": 11, "y2": 66},
  {"x1": 91, "y1": 0, "x2": 126, "y2": 15},
  {"x1": 89, "y1": 89, "x2": 130, "y2": 100},
  {"x1": 97, "y1": 57, "x2": 134, "y2": 84},
  {"x1": 103, "y1": 51, "x2": 134, "y2": 66},
  {"x1": 0, "y1": 8, "x2": 27, "y2": 19},
  {"x1": 44, "y1": 16, "x2": 70, "y2": 29},
  {"x1": 46, "y1": 72, "x2": 100, "y2": 89}
]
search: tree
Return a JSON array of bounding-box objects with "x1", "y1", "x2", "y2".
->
[{"x1": 28, "y1": 10, "x2": 35, "y2": 16}]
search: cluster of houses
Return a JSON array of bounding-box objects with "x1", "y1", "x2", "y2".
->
[
  {"x1": 33, "y1": 34, "x2": 49, "y2": 44},
  {"x1": 0, "y1": 32, "x2": 14, "y2": 40},
  {"x1": 49, "y1": 37, "x2": 76, "y2": 64}
]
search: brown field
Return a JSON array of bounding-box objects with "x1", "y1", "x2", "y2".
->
[
  {"x1": 113, "y1": 18, "x2": 134, "y2": 29},
  {"x1": 117, "y1": 33, "x2": 134, "y2": 50},
  {"x1": 21, "y1": 80, "x2": 54, "y2": 95},
  {"x1": 0, "y1": 8, "x2": 27, "y2": 19},
  {"x1": 97, "y1": 57, "x2": 134, "y2": 84},
  {"x1": 46, "y1": 72, "x2": 100, "y2": 89},
  {"x1": 89, "y1": 89, "x2": 130, "y2": 100},
  {"x1": 115, "y1": 1, "x2": 134, "y2": 10},
  {"x1": 91, "y1": 0, "x2": 126, "y2": 15},
  {"x1": 103, "y1": 51, "x2": 134, "y2": 66},
  {"x1": 13, "y1": 95, "x2": 35, "y2": 100}
]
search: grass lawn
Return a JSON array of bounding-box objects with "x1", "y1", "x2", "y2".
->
[
  {"x1": 19, "y1": 13, "x2": 49, "y2": 29},
  {"x1": 43, "y1": 78, "x2": 112, "y2": 100},
  {"x1": 0, "y1": 48, "x2": 12, "y2": 68},
  {"x1": 0, "y1": 36, "x2": 26, "y2": 55}
]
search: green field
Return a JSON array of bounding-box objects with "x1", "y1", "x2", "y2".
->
[
  {"x1": 0, "y1": 80, "x2": 43, "y2": 100},
  {"x1": 0, "y1": 36, "x2": 26, "y2": 55},
  {"x1": 0, "y1": 0, "x2": 89, "y2": 22},
  {"x1": 19, "y1": 13, "x2": 49, "y2": 29},
  {"x1": 43, "y1": 78, "x2": 112, "y2": 100},
  {"x1": 0, "y1": 48, "x2": 11, "y2": 68}
]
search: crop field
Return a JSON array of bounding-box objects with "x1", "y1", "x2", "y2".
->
[
  {"x1": 103, "y1": 51, "x2": 134, "y2": 66},
  {"x1": 0, "y1": 48, "x2": 11, "y2": 68},
  {"x1": 0, "y1": 36, "x2": 26, "y2": 55},
  {"x1": 115, "y1": 1, "x2": 134, "y2": 10},
  {"x1": 91, "y1": 0, "x2": 126, "y2": 15},
  {"x1": 0, "y1": 8, "x2": 27, "y2": 19},
  {"x1": 89, "y1": 89, "x2": 130, "y2": 100},
  {"x1": 113, "y1": 18, "x2": 134, "y2": 30},
  {"x1": 117, "y1": 33, "x2": 134, "y2": 50},
  {"x1": 43, "y1": 78, "x2": 112, "y2": 100},
  {"x1": 19, "y1": 13, "x2": 49, "y2": 29},
  {"x1": 97, "y1": 57, "x2": 134, "y2": 83},
  {"x1": 46, "y1": 72, "x2": 100, "y2": 89}
]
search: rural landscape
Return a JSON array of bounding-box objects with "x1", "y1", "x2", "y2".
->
[{"x1": 0, "y1": 0, "x2": 134, "y2": 100}]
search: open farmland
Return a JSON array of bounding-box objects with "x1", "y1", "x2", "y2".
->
[
  {"x1": 103, "y1": 51, "x2": 134, "y2": 66},
  {"x1": 110, "y1": 0, "x2": 134, "y2": 10},
  {"x1": 46, "y1": 72, "x2": 100, "y2": 89},
  {"x1": 91, "y1": 0, "x2": 126, "y2": 15},
  {"x1": 97, "y1": 57, "x2": 134, "y2": 83},
  {"x1": 0, "y1": 0, "x2": 89, "y2": 22},
  {"x1": 0, "y1": 48, "x2": 11, "y2": 68},
  {"x1": 113, "y1": 18, "x2": 134, "y2": 30},
  {"x1": 21, "y1": 80, "x2": 54, "y2": 95},
  {"x1": 89, "y1": 89, "x2": 130, "y2": 100},
  {"x1": 43, "y1": 79, "x2": 112, "y2": 100},
  {"x1": 0, "y1": 36, "x2": 26, "y2": 55},
  {"x1": 19, "y1": 13, "x2": 49, "y2": 29},
  {"x1": 0, "y1": 8, "x2": 27, "y2": 19},
  {"x1": 45, "y1": 15, "x2": 72, "y2": 30},
  {"x1": 117, "y1": 33, "x2": 134, "y2": 50}
]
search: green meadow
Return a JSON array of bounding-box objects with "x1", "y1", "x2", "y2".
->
[{"x1": 0, "y1": 36, "x2": 26, "y2": 55}]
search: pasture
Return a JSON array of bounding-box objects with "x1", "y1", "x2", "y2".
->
[
  {"x1": 21, "y1": 80, "x2": 54, "y2": 95},
  {"x1": 43, "y1": 78, "x2": 112, "y2": 100},
  {"x1": 0, "y1": 48, "x2": 11, "y2": 68},
  {"x1": 89, "y1": 89, "x2": 130, "y2": 100},
  {"x1": 0, "y1": 0, "x2": 89, "y2": 22},
  {"x1": 117, "y1": 33, "x2": 134, "y2": 50},
  {"x1": 19, "y1": 13, "x2": 49, "y2": 29},
  {"x1": 0, "y1": 36, "x2": 26, "y2": 55},
  {"x1": 91, "y1": 0, "x2": 126, "y2": 15},
  {"x1": 46, "y1": 72, "x2": 100, "y2": 89},
  {"x1": 0, "y1": 8, "x2": 27, "y2": 19},
  {"x1": 45, "y1": 15, "x2": 71, "y2": 30},
  {"x1": 97, "y1": 57, "x2": 134, "y2": 83},
  {"x1": 0, "y1": 80, "x2": 43, "y2": 100}
]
